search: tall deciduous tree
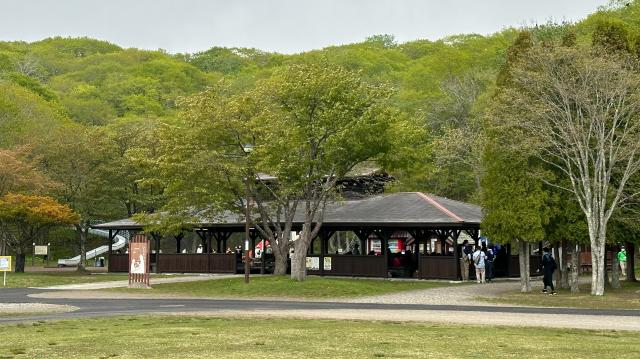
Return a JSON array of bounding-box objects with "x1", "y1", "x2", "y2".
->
[
  {"x1": 0, "y1": 193, "x2": 79, "y2": 272},
  {"x1": 149, "y1": 60, "x2": 403, "y2": 280},
  {"x1": 498, "y1": 45, "x2": 640, "y2": 296},
  {"x1": 40, "y1": 125, "x2": 122, "y2": 271},
  {"x1": 252, "y1": 60, "x2": 401, "y2": 281}
]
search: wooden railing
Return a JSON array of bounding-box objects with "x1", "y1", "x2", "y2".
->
[
  {"x1": 108, "y1": 254, "x2": 128, "y2": 272},
  {"x1": 307, "y1": 255, "x2": 387, "y2": 277},
  {"x1": 418, "y1": 255, "x2": 457, "y2": 279},
  {"x1": 109, "y1": 253, "x2": 236, "y2": 274}
]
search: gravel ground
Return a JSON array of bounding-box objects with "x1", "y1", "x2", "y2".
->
[
  {"x1": 29, "y1": 277, "x2": 533, "y2": 304},
  {"x1": 0, "y1": 303, "x2": 78, "y2": 315},
  {"x1": 339, "y1": 279, "x2": 529, "y2": 306}
]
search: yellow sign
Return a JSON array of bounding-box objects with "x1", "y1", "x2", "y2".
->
[{"x1": 0, "y1": 256, "x2": 11, "y2": 272}]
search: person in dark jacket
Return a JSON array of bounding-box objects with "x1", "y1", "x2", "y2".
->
[
  {"x1": 541, "y1": 246, "x2": 557, "y2": 295},
  {"x1": 484, "y1": 245, "x2": 494, "y2": 283}
]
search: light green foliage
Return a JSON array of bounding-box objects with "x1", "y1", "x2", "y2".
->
[
  {"x1": 0, "y1": 82, "x2": 69, "y2": 147},
  {"x1": 253, "y1": 60, "x2": 399, "y2": 191}
]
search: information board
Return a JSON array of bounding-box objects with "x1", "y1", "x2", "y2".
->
[
  {"x1": 306, "y1": 256, "x2": 319, "y2": 270},
  {"x1": 0, "y1": 256, "x2": 11, "y2": 272},
  {"x1": 323, "y1": 257, "x2": 332, "y2": 271},
  {"x1": 34, "y1": 245, "x2": 49, "y2": 256}
]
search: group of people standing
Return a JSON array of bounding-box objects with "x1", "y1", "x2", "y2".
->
[{"x1": 460, "y1": 240, "x2": 494, "y2": 284}]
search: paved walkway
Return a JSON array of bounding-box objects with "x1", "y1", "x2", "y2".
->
[{"x1": 5, "y1": 276, "x2": 640, "y2": 331}]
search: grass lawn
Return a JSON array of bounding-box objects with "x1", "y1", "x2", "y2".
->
[
  {"x1": 478, "y1": 281, "x2": 640, "y2": 310},
  {"x1": 111, "y1": 276, "x2": 451, "y2": 299},
  {"x1": 2, "y1": 272, "x2": 176, "y2": 288},
  {"x1": 0, "y1": 316, "x2": 638, "y2": 358}
]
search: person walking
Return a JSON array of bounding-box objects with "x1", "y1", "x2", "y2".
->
[
  {"x1": 459, "y1": 240, "x2": 473, "y2": 281},
  {"x1": 541, "y1": 246, "x2": 557, "y2": 295},
  {"x1": 472, "y1": 245, "x2": 486, "y2": 283},
  {"x1": 618, "y1": 247, "x2": 627, "y2": 278}
]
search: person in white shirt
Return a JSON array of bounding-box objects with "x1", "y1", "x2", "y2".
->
[{"x1": 472, "y1": 245, "x2": 486, "y2": 284}]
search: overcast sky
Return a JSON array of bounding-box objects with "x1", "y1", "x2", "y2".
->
[{"x1": 0, "y1": 0, "x2": 610, "y2": 54}]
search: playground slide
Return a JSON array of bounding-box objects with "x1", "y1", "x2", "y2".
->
[{"x1": 57, "y1": 229, "x2": 128, "y2": 267}]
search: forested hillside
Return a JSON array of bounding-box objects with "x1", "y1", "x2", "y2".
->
[{"x1": 0, "y1": 0, "x2": 637, "y2": 215}]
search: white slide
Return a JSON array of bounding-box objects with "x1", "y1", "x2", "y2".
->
[{"x1": 57, "y1": 229, "x2": 128, "y2": 266}]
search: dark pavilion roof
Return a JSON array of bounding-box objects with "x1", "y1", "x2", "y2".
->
[{"x1": 92, "y1": 192, "x2": 482, "y2": 230}]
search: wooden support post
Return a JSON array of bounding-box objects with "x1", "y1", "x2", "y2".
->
[
  {"x1": 108, "y1": 230, "x2": 114, "y2": 258},
  {"x1": 260, "y1": 237, "x2": 266, "y2": 275},
  {"x1": 150, "y1": 233, "x2": 161, "y2": 274},
  {"x1": 374, "y1": 229, "x2": 392, "y2": 278},
  {"x1": 320, "y1": 231, "x2": 328, "y2": 276},
  {"x1": 506, "y1": 243, "x2": 512, "y2": 277},
  {"x1": 454, "y1": 234, "x2": 461, "y2": 280},
  {"x1": 207, "y1": 232, "x2": 212, "y2": 272},
  {"x1": 175, "y1": 233, "x2": 183, "y2": 253},
  {"x1": 251, "y1": 237, "x2": 256, "y2": 256}
]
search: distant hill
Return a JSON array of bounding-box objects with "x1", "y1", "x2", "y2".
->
[{"x1": 0, "y1": 1, "x2": 638, "y2": 144}]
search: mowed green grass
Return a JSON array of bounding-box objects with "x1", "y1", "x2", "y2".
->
[
  {"x1": 111, "y1": 275, "x2": 451, "y2": 299},
  {"x1": 1, "y1": 316, "x2": 639, "y2": 358},
  {"x1": 478, "y1": 281, "x2": 640, "y2": 310},
  {"x1": 2, "y1": 272, "x2": 176, "y2": 288}
]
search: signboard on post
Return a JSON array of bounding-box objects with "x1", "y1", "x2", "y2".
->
[
  {"x1": 128, "y1": 234, "x2": 150, "y2": 288},
  {"x1": 34, "y1": 245, "x2": 48, "y2": 256},
  {"x1": 0, "y1": 256, "x2": 12, "y2": 287}
]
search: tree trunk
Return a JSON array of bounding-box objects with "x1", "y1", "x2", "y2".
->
[
  {"x1": 553, "y1": 245, "x2": 562, "y2": 290},
  {"x1": 611, "y1": 247, "x2": 621, "y2": 289},
  {"x1": 626, "y1": 241, "x2": 637, "y2": 282},
  {"x1": 76, "y1": 224, "x2": 88, "y2": 272},
  {"x1": 14, "y1": 252, "x2": 26, "y2": 273},
  {"x1": 272, "y1": 246, "x2": 288, "y2": 275},
  {"x1": 518, "y1": 240, "x2": 531, "y2": 293},
  {"x1": 590, "y1": 229, "x2": 606, "y2": 296},
  {"x1": 560, "y1": 240, "x2": 569, "y2": 289},
  {"x1": 290, "y1": 239, "x2": 307, "y2": 281},
  {"x1": 570, "y1": 243, "x2": 580, "y2": 293},
  {"x1": 0, "y1": 232, "x2": 6, "y2": 256}
]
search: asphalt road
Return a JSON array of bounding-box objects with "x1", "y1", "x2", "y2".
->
[{"x1": 1, "y1": 288, "x2": 639, "y2": 324}]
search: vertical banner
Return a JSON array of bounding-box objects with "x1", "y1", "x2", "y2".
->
[{"x1": 128, "y1": 234, "x2": 150, "y2": 288}]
